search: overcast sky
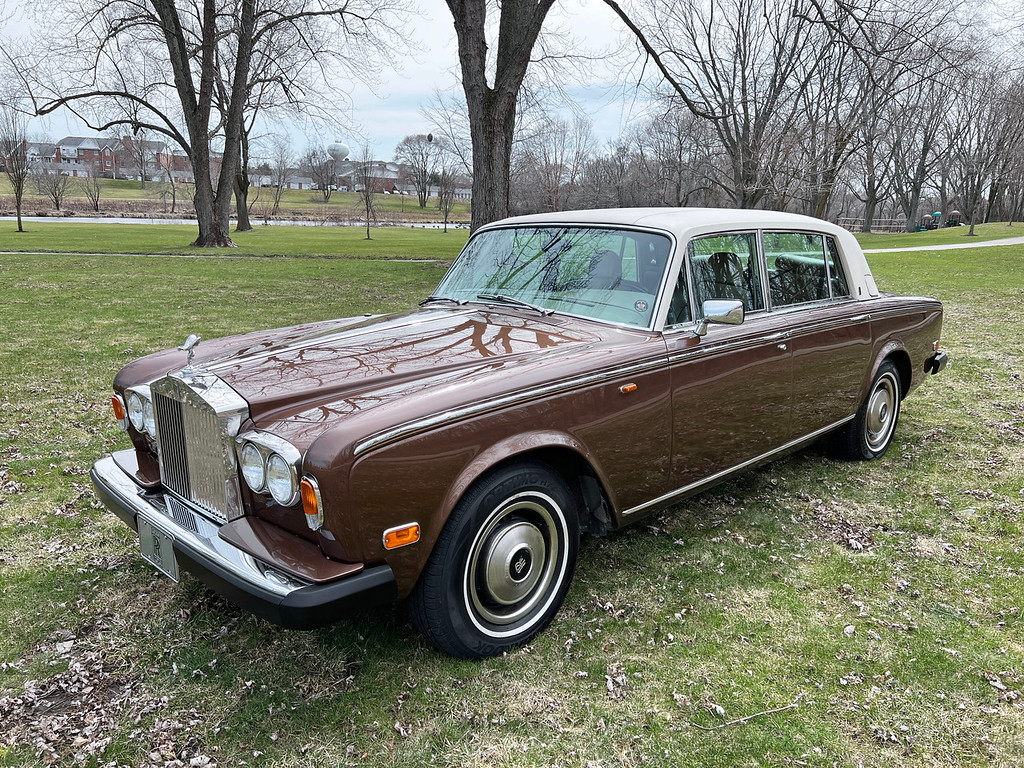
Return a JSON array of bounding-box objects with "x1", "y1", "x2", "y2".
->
[{"x1": 7, "y1": 0, "x2": 652, "y2": 160}]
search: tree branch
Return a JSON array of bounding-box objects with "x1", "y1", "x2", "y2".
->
[{"x1": 691, "y1": 692, "x2": 806, "y2": 731}]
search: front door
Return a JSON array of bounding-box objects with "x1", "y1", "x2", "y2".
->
[{"x1": 663, "y1": 232, "x2": 792, "y2": 501}]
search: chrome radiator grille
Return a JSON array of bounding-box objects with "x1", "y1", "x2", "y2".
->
[{"x1": 151, "y1": 374, "x2": 248, "y2": 523}]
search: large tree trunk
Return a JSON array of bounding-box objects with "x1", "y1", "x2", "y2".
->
[
  {"x1": 447, "y1": 0, "x2": 555, "y2": 231},
  {"x1": 234, "y1": 130, "x2": 253, "y2": 232},
  {"x1": 466, "y1": 91, "x2": 516, "y2": 230},
  {"x1": 234, "y1": 173, "x2": 252, "y2": 232}
]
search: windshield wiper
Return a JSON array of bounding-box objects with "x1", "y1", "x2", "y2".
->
[
  {"x1": 476, "y1": 293, "x2": 553, "y2": 316},
  {"x1": 419, "y1": 295, "x2": 466, "y2": 306}
]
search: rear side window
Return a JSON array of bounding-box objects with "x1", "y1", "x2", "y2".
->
[
  {"x1": 764, "y1": 232, "x2": 830, "y2": 307},
  {"x1": 825, "y1": 237, "x2": 850, "y2": 298}
]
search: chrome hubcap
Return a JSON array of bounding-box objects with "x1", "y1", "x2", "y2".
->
[
  {"x1": 865, "y1": 373, "x2": 898, "y2": 451},
  {"x1": 481, "y1": 521, "x2": 545, "y2": 604},
  {"x1": 466, "y1": 495, "x2": 561, "y2": 627}
]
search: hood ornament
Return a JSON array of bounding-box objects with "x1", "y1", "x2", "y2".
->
[{"x1": 178, "y1": 334, "x2": 202, "y2": 377}]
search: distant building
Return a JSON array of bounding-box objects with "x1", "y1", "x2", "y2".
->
[{"x1": 336, "y1": 160, "x2": 400, "y2": 193}]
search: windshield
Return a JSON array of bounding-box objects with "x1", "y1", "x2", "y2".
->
[{"x1": 433, "y1": 226, "x2": 673, "y2": 327}]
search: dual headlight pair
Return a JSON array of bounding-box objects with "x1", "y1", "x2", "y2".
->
[
  {"x1": 121, "y1": 386, "x2": 155, "y2": 436},
  {"x1": 236, "y1": 432, "x2": 302, "y2": 508}
]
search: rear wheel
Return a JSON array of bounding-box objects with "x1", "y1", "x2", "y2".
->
[
  {"x1": 840, "y1": 360, "x2": 901, "y2": 460},
  {"x1": 410, "y1": 462, "x2": 579, "y2": 659}
]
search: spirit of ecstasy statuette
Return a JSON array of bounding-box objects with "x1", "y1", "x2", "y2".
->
[{"x1": 178, "y1": 334, "x2": 202, "y2": 377}]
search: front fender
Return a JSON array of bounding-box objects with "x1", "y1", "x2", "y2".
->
[{"x1": 436, "y1": 429, "x2": 614, "y2": 524}]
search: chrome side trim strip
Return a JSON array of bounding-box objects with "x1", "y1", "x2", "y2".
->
[
  {"x1": 666, "y1": 333, "x2": 786, "y2": 364},
  {"x1": 785, "y1": 314, "x2": 871, "y2": 337},
  {"x1": 353, "y1": 355, "x2": 669, "y2": 457},
  {"x1": 621, "y1": 415, "x2": 856, "y2": 517}
]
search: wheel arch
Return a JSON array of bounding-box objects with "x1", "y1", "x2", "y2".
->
[
  {"x1": 867, "y1": 341, "x2": 911, "y2": 401},
  {"x1": 439, "y1": 433, "x2": 617, "y2": 539}
]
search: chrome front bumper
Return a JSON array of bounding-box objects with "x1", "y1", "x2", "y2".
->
[{"x1": 90, "y1": 455, "x2": 396, "y2": 629}]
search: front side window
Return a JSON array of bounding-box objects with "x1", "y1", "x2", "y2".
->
[
  {"x1": 434, "y1": 226, "x2": 672, "y2": 327},
  {"x1": 765, "y1": 231, "x2": 830, "y2": 307},
  {"x1": 689, "y1": 232, "x2": 764, "y2": 316}
]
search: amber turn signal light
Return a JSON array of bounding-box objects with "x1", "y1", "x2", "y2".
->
[
  {"x1": 111, "y1": 395, "x2": 128, "y2": 430},
  {"x1": 300, "y1": 476, "x2": 323, "y2": 531},
  {"x1": 383, "y1": 523, "x2": 421, "y2": 550}
]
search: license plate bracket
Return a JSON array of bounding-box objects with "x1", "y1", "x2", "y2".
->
[{"x1": 138, "y1": 514, "x2": 179, "y2": 582}]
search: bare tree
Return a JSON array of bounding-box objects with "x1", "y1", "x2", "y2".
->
[
  {"x1": 0, "y1": 106, "x2": 30, "y2": 231},
  {"x1": 268, "y1": 137, "x2": 293, "y2": 215},
  {"x1": 120, "y1": 129, "x2": 156, "y2": 188},
  {"x1": 513, "y1": 114, "x2": 593, "y2": 213},
  {"x1": 445, "y1": 0, "x2": 557, "y2": 230},
  {"x1": 155, "y1": 150, "x2": 180, "y2": 213},
  {"x1": 354, "y1": 145, "x2": 378, "y2": 240},
  {"x1": 422, "y1": 89, "x2": 474, "y2": 176},
  {"x1": 305, "y1": 146, "x2": 336, "y2": 202},
  {"x1": 436, "y1": 141, "x2": 461, "y2": 233},
  {"x1": 34, "y1": 165, "x2": 71, "y2": 210},
  {"x1": 394, "y1": 134, "x2": 438, "y2": 208},
  {"x1": 8, "y1": 0, "x2": 403, "y2": 247},
  {"x1": 80, "y1": 164, "x2": 103, "y2": 211},
  {"x1": 945, "y1": 67, "x2": 1020, "y2": 235}
]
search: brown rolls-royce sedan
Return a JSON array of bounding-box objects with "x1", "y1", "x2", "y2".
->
[{"x1": 91, "y1": 208, "x2": 948, "y2": 658}]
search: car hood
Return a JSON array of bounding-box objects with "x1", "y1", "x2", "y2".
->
[
  {"x1": 202, "y1": 307, "x2": 624, "y2": 429},
  {"x1": 204, "y1": 305, "x2": 663, "y2": 442},
  {"x1": 115, "y1": 306, "x2": 666, "y2": 454}
]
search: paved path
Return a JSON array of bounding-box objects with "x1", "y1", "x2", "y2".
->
[{"x1": 863, "y1": 235, "x2": 1024, "y2": 253}]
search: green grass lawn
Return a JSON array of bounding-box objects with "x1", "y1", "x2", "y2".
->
[
  {"x1": 0, "y1": 221, "x2": 469, "y2": 260},
  {"x1": 1, "y1": 176, "x2": 471, "y2": 220},
  {"x1": 1, "y1": 239, "x2": 1022, "y2": 766},
  {"x1": 854, "y1": 221, "x2": 1024, "y2": 249}
]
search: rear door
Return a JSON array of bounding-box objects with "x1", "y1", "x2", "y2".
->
[{"x1": 763, "y1": 231, "x2": 872, "y2": 440}]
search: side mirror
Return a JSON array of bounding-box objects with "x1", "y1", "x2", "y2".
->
[{"x1": 695, "y1": 299, "x2": 744, "y2": 337}]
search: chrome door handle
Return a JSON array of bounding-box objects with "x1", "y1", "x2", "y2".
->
[{"x1": 778, "y1": 343, "x2": 787, "y2": 351}]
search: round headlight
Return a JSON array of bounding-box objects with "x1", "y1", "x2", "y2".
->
[
  {"x1": 142, "y1": 398, "x2": 156, "y2": 436},
  {"x1": 266, "y1": 453, "x2": 297, "y2": 505},
  {"x1": 127, "y1": 393, "x2": 145, "y2": 433},
  {"x1": 240, "y1": 442, "x2": 266, "y2": 491}
]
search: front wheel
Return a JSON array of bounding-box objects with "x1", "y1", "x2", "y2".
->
[
  {"x1": 840, "y1": 360, "x2": 902, "y2": 460},
  {"x1": 409, "y1": 462, "x2": 579, "y2": 659}
]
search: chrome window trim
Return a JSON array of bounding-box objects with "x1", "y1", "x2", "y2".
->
[
  {"x1": 353, "y1": 355, "x2": 670, "y2": 457},
  {"x1": 761, "y1": 229, "x2": 831, "y2": 310},
  {"x1": 622, "y1": 415, "x2": 856, "y2": 517}
]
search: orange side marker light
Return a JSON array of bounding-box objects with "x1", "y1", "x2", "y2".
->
[
  {"x1": 619, "y1": 383, "x2": 638, "y2": 394},
  {"x1": 383, "y1": 523, "x2": 421, "y2": 550}
]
